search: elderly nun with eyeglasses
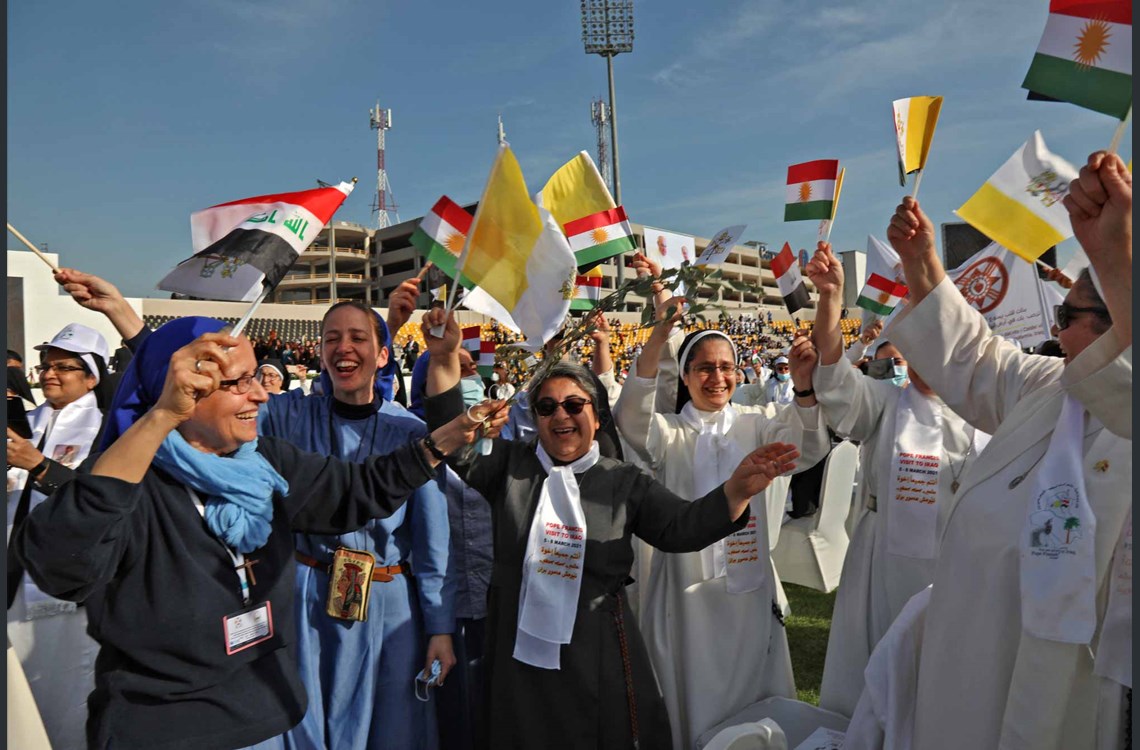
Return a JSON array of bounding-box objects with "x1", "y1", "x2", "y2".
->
[
  {"x1": 839, "y1": 151, "x2": 1132, "y2": 750},
  {"x1": 8, "y1": 316, "x2": 505, "y2": 750},
  {"x1": 419, "y1": 306, "x2": 801, "y2": 750}
]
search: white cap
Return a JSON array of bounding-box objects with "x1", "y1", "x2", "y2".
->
[
  {"x1": 35, "y1": 323, "x2": 110, "y2": 384},
  {"x1": 774, "y1": 355, "x2": 789, "y2": 365}
]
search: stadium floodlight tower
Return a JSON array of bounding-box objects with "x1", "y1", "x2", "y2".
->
[{"x1": 581, "y1": 0, "x2": 633, "y2": 285}]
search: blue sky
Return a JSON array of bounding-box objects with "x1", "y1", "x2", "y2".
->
[{"x1": 7, "y1": 0, "x2": 1131, "y2": 298}]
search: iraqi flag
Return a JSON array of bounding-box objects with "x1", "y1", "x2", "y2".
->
[
  {"x1": 462, "y1": 326, "x2": 482, "y2": 359},
  {"x1": 770, "y1": 242, "x2": 810, "y2": 314},
  {"x1": 410, "y1": 196, "x2": 474, "y2": 286},
  {"x1": 159, "y1": 181, "x2": 354, "y2": 301},
  {"x1": 1022, "y1": 0, "x2": 1131, "y2": 119},
  {"x1": 570, "y1": 267, "x2": 604, "y2": 310},
  {"x1": 856, "y1": 273, "x2": 909, "y2": 316},
  {"x1": 564, "y1": 207, "x2": 635, "y2": 270},
  {"x1": 784, "y1": 160, "x2": 839, "y2": 221},
  {"x1": 478, "y1": 340, "x2": 496, "y2": 378}
]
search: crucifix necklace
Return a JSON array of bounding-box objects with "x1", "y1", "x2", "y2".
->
[{"x1": 946, "y1": 444, "x2": 974, "y2": 494}]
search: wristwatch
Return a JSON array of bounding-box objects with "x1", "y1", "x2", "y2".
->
[
  {"x1": 793, "y1": 386, "x2": 816, "y2": 398},
  {"x1": 421, "y1": 434, "x2": 447, "y2": 461}
]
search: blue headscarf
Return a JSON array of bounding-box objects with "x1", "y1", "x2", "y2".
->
[
  {"x1": 101, "y1": 316, "x2": 288, "y2": 553},
  {"x1": 316, "y1": 307, "x2": 396, "y2": 402}
]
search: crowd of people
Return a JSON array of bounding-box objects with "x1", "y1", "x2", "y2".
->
[{"x1": 4, "y1": 151, "x2": 1131, "y2": 750}]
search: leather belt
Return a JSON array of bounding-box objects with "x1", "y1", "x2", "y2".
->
[{"x1": 294, "y1": 552, "x2": 410, "y2": 582}]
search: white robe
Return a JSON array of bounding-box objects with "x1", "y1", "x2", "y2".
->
[
  {"x1": 7, "y1": 392, "x2": 103, "y2": 750},
  {"x1": 613, "y1": 369, "x2": 830, "y2": 750},
  {"x1": 886, "y1": 277, "x2": 1132, "y2": 750},
  {"x1": 812, "y1": 360, "x2": 981, "y2": 717}
]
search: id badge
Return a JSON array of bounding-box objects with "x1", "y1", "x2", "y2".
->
[
  {"x1": 326, "y1": 547, "x2": 375, "y2": 622},
  {"x1": 223, "y1": 601, "x2": 274, "y2": 655}
]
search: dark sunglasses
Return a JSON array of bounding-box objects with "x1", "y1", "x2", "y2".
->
[
  {"x1": 534, "y1": 397, "x2": 593, "y2": 417},
  {"x1": 1053, "y1": 302, "x2": 1109, "y2": 331}
]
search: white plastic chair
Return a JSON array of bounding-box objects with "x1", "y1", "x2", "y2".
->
[
  {"x1": 701, "y1": 718, "x2": 788, "y2": 750},
  {"x1": 771, "y1": 441, "x2": 858, "y2": 592},
  {"x1": 696, "y1": 696, "x2": 850, "y2": 750}
]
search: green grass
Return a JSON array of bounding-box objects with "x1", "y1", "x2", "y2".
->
[{"x1": 783, "y1": 583, "x2": 837, "y2": 705}]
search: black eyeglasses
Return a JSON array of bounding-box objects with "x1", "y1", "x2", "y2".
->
[
  {"x1": 34, "y1": 362, "x2": 87, "y2": 375},
  {"x1": 219, "y1": 371, "x2": 267, "y2": 394},
  {"x1": 534, "y1": 397, "x2": 593, "y2": 417},
  {"x1": 1054, "y1": 302, "x2": 1109, "y2": 331}
]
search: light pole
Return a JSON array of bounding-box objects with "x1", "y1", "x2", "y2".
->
[{"x1": 581, "y1": 0, "x2": 633, "y2": 287}]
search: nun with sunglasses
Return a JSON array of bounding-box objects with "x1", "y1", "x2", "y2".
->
[
  {"x1": 612, "y1": 295, "x2": 830, "y2": 750},
  {"x1": 419, "y1": 307, "x2": 801, "y2": 750}
]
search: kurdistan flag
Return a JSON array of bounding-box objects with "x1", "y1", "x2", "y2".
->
[
  {"x1": 570, "y1": 266, "x2": 604, "y2": 310},
  {"x1": 540, "y1": 151, "x2": 635, "y2": 271},
  {"x1": 409, "y1": 196, "x2": 474, "y2": 286},
  {"x1": 856, "y1": 273, "x2": 909, "y2": 316},
  {"x1": 784, "y1": 160, "x2": 839, "y2": 221},
  {"x1": 956, "y1": 131, "x2": 1079, "y2": 263},
  {"x1": 159, "y1": 181, "x2": 354, "y2": 302},
  {"x1": 1022, "y1": 0, "x2": 1131, "y2": 119},
  {"x1": 457, "y1": 145, "x2": 577, "y2": 348},
  {"x1": 892, "y1": 96, "x2": 943, "y2": 186}
]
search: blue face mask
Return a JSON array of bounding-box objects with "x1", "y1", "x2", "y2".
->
[
  {"x1": 460, "y1": 376, "x2": 485, "y2": 407},
  {"x1": 776, "y1": 372, "x2": 790, "y2": 382},
  {"x1": 891, "y1": 364, "x2": 908, "y2": 387}
]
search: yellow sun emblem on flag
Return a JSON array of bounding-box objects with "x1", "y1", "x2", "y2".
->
[
  {"x1": 591, "y1": 227, "x2": 610, "y2": 244},
  {"x1": 443, "y1": 232, "x2": 465, "y2": 256},
  {"x1": 798, "y1": 183, "x2": 813, "y2": 202},
  {"x1": 1073, "y1": 18, "x2": 1111, "y2": 68},
  {"x1": 877, "y1": 290, "x2": 891, "y2": 304}
]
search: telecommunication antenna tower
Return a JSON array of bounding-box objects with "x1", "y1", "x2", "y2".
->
[
  {"x1": 369, "y1": 102, "x2": 399, "y2": 229},
  {"x1": 590, "y1": 99, "x2": 612, "y2": 194},
  {"x1": 497, "y1": 114, "x2": 507, "y2": 146}
]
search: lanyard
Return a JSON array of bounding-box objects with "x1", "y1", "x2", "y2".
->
[{"x1": 188, "y1": 488, "x2": 253, "y2": 606}]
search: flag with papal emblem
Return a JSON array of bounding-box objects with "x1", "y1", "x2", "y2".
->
[
  {"x1": 784, "y1": 160, "x2": 839, "y2": 221},
  {"x1": 410, "y1": 196, "x2": 473, "y2": 285},
  {"x1": 955, "y1": 131, "x2": 1079, "y2": 263},
  {"x1": 540, "y1": 151, "x2": 635, "y2": 271},
  {"x1": 1022, "y1": 0, "x2": 1131, "y2": 119},
  {"x1": 158, "y1": 181, "x2": 354, "y2": 302}
]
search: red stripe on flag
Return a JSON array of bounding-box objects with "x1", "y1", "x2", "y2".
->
[
  {"x1": 866, "y1": 273, "x2": 909, "y2": 298},
  {"x1": 209, "y1": 186, "x2": 350, "y2": 224},
  {"x1": 480, "y1": 341, "x2": 496, "y2": 354},
  {"x1": 562, "y1": 206, "x2": 628, "y2": 237},
  {"x1": 770, "y1": 243, "x2": 797, "y2": 278},
  {"x1": 1051, "y1": 0, "x2": 1130, "y2": 24},
  {"x1": 433, "y1": 196, "x2": 474, "y2": 234},
  {"x1": 786, "y1": 160, "x2": 840, "y2": 185},
  {"x1": 462, "y1": 326, "x2": 481, "y2": 341},
  {"x1": 575, "y1": 275, "x2": 604, "y2": 287}
]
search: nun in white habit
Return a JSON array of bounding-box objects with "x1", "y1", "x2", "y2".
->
[
  {"x1": 613, "y1": 297, "x2": 830, "y2": 750},
  {"x1": 802, "y1": 243, "x2": 989, "y2": 718},
  {"x1": 877, "y1": 153, "x2": 1132, "y2": 750}
]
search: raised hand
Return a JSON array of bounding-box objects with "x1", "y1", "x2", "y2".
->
[
  {"x1": 630, "y1": 251, "x2": 662, "y2": 280},
  {"x1": 386, "y1": 277, "x2": 424, "y2": 336},
  {"x1": 725, "y1": 442, "x2": 800, "y2": 506},
  {"x1": 803, "y1": 241, "x2": 844, "y2": 297},
  {"x1": 154, "y1": 333, "x2": 241, "y2": 424},
  {"x1": 6, "y1": 428, "x2": 46, "y2": 472},
  {"x1": 586, "y1": 309, "x2": 611, "y2": 344},
  {"x1": 1064, "y1": 151, "x2": 1132, "y2": 264},
  {"x1": 886, "y1": 197, "x2": 938, "y2": 263},
  {"x1": 54, "y1": 268, "x2": 125, "y2": 314},
  {"x1": 420, "y1": 307, "x2": 460, "y2": 356},
  {"x1": 787, "y1": 332, "x2": 817, "y2": 393},
  {"x1": 859, "y1": 319, "x2": 883, "y2": 345}
]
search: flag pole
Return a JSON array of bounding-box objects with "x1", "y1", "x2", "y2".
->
[
  {"x1": 7, "y1": 223, "x2": 60, "y2": 273},
  {"x1": 910, "y1": 169, "x2": 924, "y2": 199},
  {"x1": 230, "y1": 286, "x2": 270, "y2": 339},
  {"x1": 1107, "y1": 106, "x2": 1131, "y2": 155}
]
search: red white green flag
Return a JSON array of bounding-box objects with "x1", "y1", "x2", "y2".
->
[
  {"x1": 770, "y1": 242, "x2": 811, "y2": 314},
  {"x1": 461, "y1": 326, "x2": 481, "y2": 359},
  {"x1": 478, "y1": 341, "x2": 496, "y2": 378},
  {"x1": 1022, "y1": 0, "x2": 1132, "y2": 119},
  {"x1": 563, "y1": 206, "x2": 635, "y2": 269},
  {"x1": 570, "y1": 267, "x2": 604, "y2": 310},
  {"x1": 784, "y1": 160, "x2": 840, "y2": 221},
  {"x1": 410, "y1": 196, "x2": 474, "y2": 286},
  {"x1": 856, "y1": 273, "x2": 909, "y2": 316}
]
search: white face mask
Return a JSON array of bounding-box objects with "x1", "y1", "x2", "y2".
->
[
  {"x1": 491, "y1": 372, "x2": 500, "y2": 383},
  {"x1": 891, "y1": 364, "x2": 909, "y2": 387}
]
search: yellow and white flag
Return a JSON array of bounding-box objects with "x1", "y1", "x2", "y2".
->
[
  {"x1": 456, "y1": 145, "x2": 577, "y2": 347},
  {"x1": 955, "y1": 131, "x2": 1078, "y2": 263},
  {"x1": 892, "y1": 96, "x2": 943, "y2": 186}
]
